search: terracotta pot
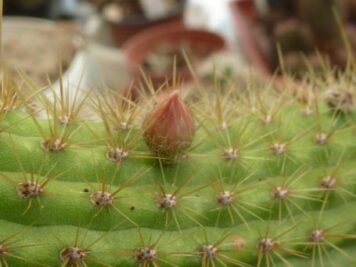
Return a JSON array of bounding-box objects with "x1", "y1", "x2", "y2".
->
[
  {"x1": 230, "y1": 0, "x2": 272, "y2": 76},
  {"x1": 105, "y1": 0, "x2": 187, "y2": 47},
  {"x1": 122, "y1": 23, "x2": 227, "y2": 88}
]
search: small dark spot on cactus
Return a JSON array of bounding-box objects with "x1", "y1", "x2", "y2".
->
[
  {"x1": 83, "y1": 188, "x2": 89, "y2": 193},
  {"x1": 17, "y1": 181, "x2": 43, "y2": 198},
  {"x1": 310, "y1": 229, "x2": 325, "y2": 243},
  {"x1": 198, "y1": 244, "x2": 218, "y2": 259},
  {"x1": 258, "y1": 238, "x2": 279, "y2": 253},
  {"x1": 223, "y1": 148, "x2": 239, "y2": 161},
  {"x1": 130, "y1": 206, "x2": 135, "y2": 211},
  {"x1": 216, "y1": 190, "x2": 235, "y2": 205},
  {"x1": 271, "y1": 142, "x2": 287, "y2": 155},
  {"x1": 272, "y1": 186, "x2": 289, "y2": 200},
  {"x1": 320, "y1": 176, "x2": 337, "y2": 189},
  {"x1": 325, "y1": 89, "x2": 353, "y2": 113},
  {"x1": 41, "y1": 139, "x2": 66, "y2": 152},
  {"x1": 158, "y1": 193, "x2": 177, "y2": 210},
  {"x1": 90, "y1": 191, "x2": 113, "y2": 207},
  {"x1": 106, "y1": 147, "x2": 129, "y2": 162},
  {"x1": 59, "y1": 247, "x2": 87, "y2": 264},
  {"x1": 135, "y1": 247, "x2": 157, "y2": 264},
  {"x1": 315, "y1": 132, "x2": 329, "y2": 145}
]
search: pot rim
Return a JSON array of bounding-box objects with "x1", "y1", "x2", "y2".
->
[{"x1": 122, "y1": 23, "x2": 227, "y2": 82}]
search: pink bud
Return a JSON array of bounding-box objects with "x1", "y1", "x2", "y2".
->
[{"x1": 143, "y1": 91, "x2": 195, "y2": 160}]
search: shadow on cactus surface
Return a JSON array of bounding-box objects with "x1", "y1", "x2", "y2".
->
[{"x1": 0, "y1": 54, "x2": 355, "y2": 267}]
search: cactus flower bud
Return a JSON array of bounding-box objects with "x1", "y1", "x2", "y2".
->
[{"x1": 143, "y1": 91, "x2": 195, "y2": 160}]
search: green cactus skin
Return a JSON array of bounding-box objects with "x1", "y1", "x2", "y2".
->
[{"x1": 0, "y1": 67, "x2": 355, "y2": 267}]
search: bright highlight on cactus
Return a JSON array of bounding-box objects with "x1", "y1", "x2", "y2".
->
[{"x1": 0, "y1": 55, "x2": 355, "y2": 267}]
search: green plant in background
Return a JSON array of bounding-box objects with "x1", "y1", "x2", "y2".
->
[{"x1": 0, "y1": 56, "x2": 354, "y2": 267}]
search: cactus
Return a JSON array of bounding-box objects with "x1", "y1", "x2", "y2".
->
[{"x1": 0, "y1": 58, "x2": 355, "y2": 267}]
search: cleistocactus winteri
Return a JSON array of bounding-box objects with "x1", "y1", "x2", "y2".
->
[{"x1": 0, "y1": 64, "x2": 355, "y2": 267}]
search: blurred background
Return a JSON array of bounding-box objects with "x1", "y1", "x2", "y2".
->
[{"x1": 3, "y1": 0, "x2": 356, "y2": 92}]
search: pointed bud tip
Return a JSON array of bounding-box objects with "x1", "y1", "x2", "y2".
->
[
  {"x1": 166, "y1": 90, "x2": 180, "y2": 102},
  {"x1": 158, "y1": 91, "x2": 189, "y2": 122}
]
